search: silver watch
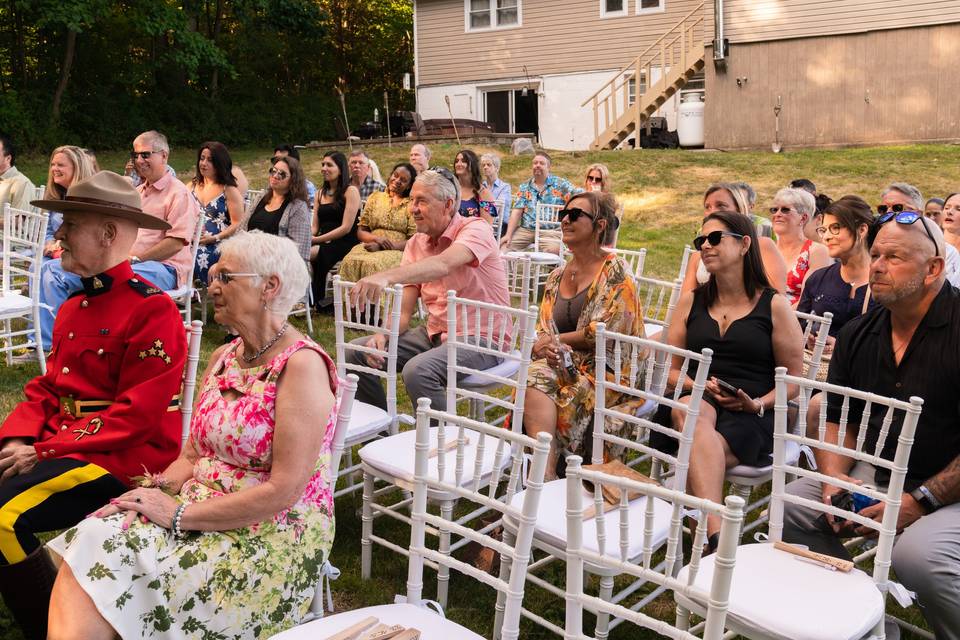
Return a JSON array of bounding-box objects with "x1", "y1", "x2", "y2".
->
[{"x1": 753, "y1": 398, "x2": 764, "y2": 417}]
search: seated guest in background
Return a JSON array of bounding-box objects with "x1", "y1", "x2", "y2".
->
[
  {"x1": 310, "y1": 151, "x2": 361, "y2": 306},
  {"x1": 41, "y1": 145, "x2": 97, "y2": 258},
  {"x1": 790, "y1": 178, "x2": 817, "y2": 196},
  {"x1": 665, "y1": 210, "x2": 803, "y2": 549},
  {"x1": 924, "y1": 197, "x2": 945, "y2": 228},
  {"x1": 733, "y1": 180, "x2": 774, "y2": 239},
  {"x1": 771, "y1": 187, "x2": 831, "y2": 306},
  {"x1": 245, "y1": 156, "x2": 312, "y2": 263},
  {"x1": 232, "y1": 164, "x2": 249, "y2": 197},
  {"x1": 347, "y1": 169, "x2": 509, "y2": 413},
  {"x1": 522, "y1": 191, "x2": 642, "y2": 479},
  {"x1": 500, "y1": 151, "x2": 580, "y2": 253},
  {"x1": 941, "y1": 192, "x2": 960, "y2": 256},
  {"x1": 81, "y1": 148, "x2": 100, "y2": 172},
  {"x1": 191, "y1": 141, "x2": 244, "y2": 284},
  {"x1": 480, "y1": 152, "x2": 511, "y2": 232},
  {"x1": 783, "y1": 216, "x2": 960, "y2": 638},
  {"x1": 582, "y1": 163, "x2": 612, "y2": 193},
  {"x1": 881, "y1": 182, "x2": 960, "y2": 288},
  {"x1": 337, "y1": 162, "x2": 416, "y2": 282},
  {"x1": 39, "y1": 131, "x2": 195, "y2": 351},
  {"x1": 797, "y1": 195, "x2": 878, "y2": 345},
  {"x1": 454, "y1": 149, "x2": 497, "y2": 223},
  {"x1": 47, "y1": 231, "x2": 339, "y2": 640},
  {"x1": 408, "y1": 143, "x2": 430, "y2": 174},
  {"x1": 0, "y1": 134, "x2": 36, "y2": 212},
  {"x1": 273, "y1": 144, "x2": 315, "y2": 208},
  {"x1": 348, "y1": 149, "x2": 385, "y2": 200},
  {"x1": 0, "y1": 172, "x2": 185, "y2": 640},
  {"x1": 682, "y1": 183, "x2": 788, "y2": 295}
]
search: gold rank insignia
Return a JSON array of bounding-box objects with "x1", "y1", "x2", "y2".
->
[
  {"x1": 139, "y1": 338, "x2": 172, "y2": 364},
  {"x1": 145, "y1": 287, "x2": 161, "y2": 295},
  {"x1": 92, "y1": 276, "x2": 104, "y2": 289},
  {"x1": 73, "y1": 416, "x2": 104, "y2": 440}
]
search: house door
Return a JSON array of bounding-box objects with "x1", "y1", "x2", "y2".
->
[
  {"x1": 514, "y1": 91, "x2": 538, "y2": 138},
  {"x1": 484, "y1": 89, "x2": 539, "y2": 140},
  {"x1": 486, "y1": 91, "x2": 511, "y2": 133}
]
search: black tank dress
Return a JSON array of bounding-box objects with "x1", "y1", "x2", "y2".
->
[{"x1": 311, "y1": 195, "x2": 359, "y2": 303}]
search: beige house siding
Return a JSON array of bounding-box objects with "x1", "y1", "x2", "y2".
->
[
  {"x1": 703, "y1": 22, "x2": 960, "y2": 149},
  {"x1": 415, "y1": 0, "x2": 706, "y2": 86},
  {"x1": 721, "y1": 0, "x2": 960, "y2": 43}
]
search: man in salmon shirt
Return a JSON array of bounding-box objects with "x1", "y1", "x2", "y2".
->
[
  {"x1": 348, "y1": 167, "x2": 510, "y2": 412},
  {"x1": 0, "y1": 171, "x2": 185, "y2": 640}
]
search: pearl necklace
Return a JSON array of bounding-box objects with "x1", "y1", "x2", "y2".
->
[{"x1": 242, "y1": 322, "x2": 289, "y2": 363}]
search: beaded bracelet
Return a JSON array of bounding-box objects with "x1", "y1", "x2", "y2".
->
[{"x1": 172, "y1": 503, "x2": 188, "y2": 538}]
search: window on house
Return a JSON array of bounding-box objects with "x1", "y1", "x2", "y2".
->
[
  {"x1": 601, "y1": 0, "x2": 627, "y2": 17},
  {"x1": 638, "y1": 0, "x2": 664, "y2": 13},
  {"x1": 467, "y1": 0, "x2": 520, "y2": 30}
]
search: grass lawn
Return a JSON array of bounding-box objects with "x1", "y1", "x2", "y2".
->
[{"x1": 2, "y1": 143, "x2": 948, "y2": 638}]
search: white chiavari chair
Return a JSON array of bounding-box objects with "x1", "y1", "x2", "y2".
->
[
  {"x1": 611, "y1": 247, "x2": 647, "y2": 279},
  {"x1": 179, "y1": 320, "x2": 203, "y2": 444},
  {"x1": 502, "y1": 253, "x2": 534, "y2": 310},
  {"x1": 0, "y1": 205, "x2": 49, "y2": 372}
]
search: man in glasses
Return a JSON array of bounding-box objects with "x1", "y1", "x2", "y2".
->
[
  {"x1": 500, "y1": 151, "x2": 580, "y2": 253},
  {"x1": 38, "y1": 131, "x2": 195, "y2": 351},
  {"x1": 783, "y1": 213, "x2": 960, "y2": 638},
  {"x1": 0, "y1": 171, "x2": 185, "y2": 639},
  {"x1": 879, "y1": 182, "x2": 960, "y2": 289},
  {"x1": 273, "y1": 144, "x2": 315, "y2": 208},
  {"x1": 346, "y1": 169, "x2": 509, "y2": 413}
]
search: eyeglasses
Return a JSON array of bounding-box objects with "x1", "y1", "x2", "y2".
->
[
  {"x1": 693, "y1": 230, "x2": 745, "y2": 251},
  {"x1": 212, "y1": 271, "x2": 261, "y2": 285},
  {"x1": 559, "y1": 207, "x2": 595, "y2": 223},
  {"x1": 816, "y1": 222, "x2": 844, "y2": 237},
  {"x1": 268, "y1": 168, "x2": 289, "y2": 180},
  {"x1": 769, "y1": 206, "x2": 795, "y2": 214},
  {"x1": 876, "y1": 203, "x2": 911, "y2": 215},
  {"x1": 586, "y1": 175, "x2": 603, "y2": 184},
  {"x1": 871, "y1": 210, "x2": 940, "y2": 256},
  {"x1": 130, "y1": 151, "x2": 157, "y2": 160}
]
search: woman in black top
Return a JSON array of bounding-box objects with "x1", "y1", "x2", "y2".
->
[
  {"x1": 310, "y1": 151, "x2": 361, "y2": 306},
  {"x1": 246, "y1": 156, "x2": 312, "y2": 262},
  {"x1": 665, "y1": 210, "x2": 804, "y2": 545}
]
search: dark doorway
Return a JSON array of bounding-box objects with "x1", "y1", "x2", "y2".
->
[
  {"x1": 514, "y1": 91, "x2": 539, "y2": 139},
  {"x1": 486, "y1": 91, "x2": 510, "y2": 133}
]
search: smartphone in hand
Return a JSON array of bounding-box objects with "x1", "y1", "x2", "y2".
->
[{"x1": 714, "y1": 377, "x2": 739, "y2": 397}]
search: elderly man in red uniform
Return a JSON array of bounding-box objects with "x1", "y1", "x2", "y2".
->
[{"x1": 0, "y1": 171, "x2": 185, "y2": 640}]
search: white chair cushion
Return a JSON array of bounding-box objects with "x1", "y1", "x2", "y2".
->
[
  {"x1": 0, "y1": 292, "x2": 32, "y2": 316},
  {"x1": 344, "y1": 401, "x2": 392, "y2": 446},
  {"x1": 164, "y1": 285, "x2": 191, "y2": 300},
  {"x1": 359, "y1": 426, "x2": 512, "y2": 492},
  {"x1": 727, "y1": 440, "x2": 801, "y2": 481},
  {"x1": 461, "y1": 355, "x2": 520, "y2": 387},
  {"x1": 643, "y1": 321, "x2": 664, "y2": 338},
  {"x1": 269, "y1": 603, "x2": 483, "y2": 639},
  {"x1": 503, "y1": 250, "x2": 562, "y2": 265},
  {"x1": 676, "y1": 543, "x2": 884, "y2": 640},
  {"x1": 505, "y1": 478, "x2": 674, "y2": 562}
]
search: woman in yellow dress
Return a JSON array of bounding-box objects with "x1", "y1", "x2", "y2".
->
[{"x1": 336, "y1": 163, "x2": 417, "y2": 282}]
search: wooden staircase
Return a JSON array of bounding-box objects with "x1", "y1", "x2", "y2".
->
[{"x1": 582, "y1": 2, "x2": 706, "y2": 150}]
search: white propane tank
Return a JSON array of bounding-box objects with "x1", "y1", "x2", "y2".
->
[{"x1": 677, "y1": 92, "x2": 705, "y2": 148}]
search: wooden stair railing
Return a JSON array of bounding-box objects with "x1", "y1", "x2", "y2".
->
[{"x1": 581, "y1": 1, "x2": 706, "y2": 150}]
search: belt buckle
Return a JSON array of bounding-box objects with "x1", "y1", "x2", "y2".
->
[{"x1": 59, "y1": 397, "x2": 77, "y2": 418}]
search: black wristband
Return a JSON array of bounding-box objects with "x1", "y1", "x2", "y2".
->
[{"x1": 910, "y1": 486, "x2": 941, "y2": 514}]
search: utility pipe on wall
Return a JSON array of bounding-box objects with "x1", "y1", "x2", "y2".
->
[{"x1": 713, "y1": 0, "x2": 726, "y2": 61}]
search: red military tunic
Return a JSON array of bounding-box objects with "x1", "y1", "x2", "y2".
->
[{"x1": 0, "y1": 261, "x2": 186, "y2": 485}]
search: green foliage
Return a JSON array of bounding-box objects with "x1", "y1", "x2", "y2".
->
[{"x1": 0, "y1": 0, "x2": 414, "y2": 151}]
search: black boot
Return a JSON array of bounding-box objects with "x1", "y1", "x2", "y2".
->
[{"x1": 0, "y1": 547, "x2": 58, "y2": 640}]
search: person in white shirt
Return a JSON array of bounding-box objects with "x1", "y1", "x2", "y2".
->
[{"x1": 0, "y1": 135, "x2": 36, "y2": 212}]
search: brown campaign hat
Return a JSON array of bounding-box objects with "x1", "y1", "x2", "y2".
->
[{"x1": 31, "y1": 170, "x2": 171, "y2": 230}]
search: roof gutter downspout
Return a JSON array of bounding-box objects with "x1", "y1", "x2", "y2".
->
[{"x1": 713, "y1": 0, "x2": 727, "y2": 61}]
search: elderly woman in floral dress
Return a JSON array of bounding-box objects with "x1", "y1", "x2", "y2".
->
[{"x1": 47, "y1": 231, "x2": 340, "y2": 640}]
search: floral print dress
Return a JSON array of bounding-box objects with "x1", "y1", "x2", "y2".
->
[
  {"x1": 527, "y1": 254, "x2": 645, "y2": 459},
  {"x1": 194, "y1": 190, "x2": 230, "y2": 285},
  {"x1": 336, "y1": 191, "x2": 414, "y2": 282},
  {"x1": 47, "y1": 339, "x2": 339, "y2": 639}
]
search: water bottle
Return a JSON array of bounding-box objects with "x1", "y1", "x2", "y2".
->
[{"x1": 550, "y1": 319, "x2": 578, "y2": 385}]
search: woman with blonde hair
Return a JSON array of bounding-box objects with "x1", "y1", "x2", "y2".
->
[
  {"x1": 41, "y1": 145, "x2": 96, "y2": 257},
  {"x1": 583, "y1": 163, "x2": 612, "y2": 193}
]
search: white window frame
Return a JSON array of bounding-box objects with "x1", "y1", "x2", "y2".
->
[
  {"x1": 600, "y1": 0, "x2": 628, "y2": 18},
  {"x1": 636, "y1": 0, "x2": 665, "y2": 15},
  {"x1": 464, "y1": 0, "x2": 522, "y2": 33}
]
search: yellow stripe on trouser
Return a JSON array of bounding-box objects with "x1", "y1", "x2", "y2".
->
[{"x1": 0, "y1": 463, "x2": 110, "y2": 564}]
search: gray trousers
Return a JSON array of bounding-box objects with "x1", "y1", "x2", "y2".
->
[
  {"x1": 783, "y1": 463, "x2": 960, "y2": 639},
  {"x1": 346, "y1": 325, "x2": 501, "y2": 413}
]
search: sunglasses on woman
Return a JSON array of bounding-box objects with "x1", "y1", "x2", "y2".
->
[
  {"x1": 268, "y1": 168, "x2": 289, "y2": 180},
  {"x1": 559, "y1": 207, "x2": 595, "y2": 223},
  {"x1": 871, "y1": 210, "x2": 939, "y2": 256},
  {"x1": 692, "y1": 230, "x2": 744, "y2": 251},
  {"x1": 586, "y1": 175, "x2": 603, "y2": 184}
]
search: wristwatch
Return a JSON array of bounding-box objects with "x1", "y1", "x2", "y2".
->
[
  {"x1": 910, "y1": 485, "x2": 942, "y2": 514},
  {"x1": 753, "y1": 398, "x2": 764, "y2": 417}
]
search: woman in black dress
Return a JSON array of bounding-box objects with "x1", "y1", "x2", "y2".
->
[
  {"x1": 665, "y1": 210, "x2": 804, "y2": 546},
  {"x1": 310, "y1": 151, "x2": 361, "y2": 306}
]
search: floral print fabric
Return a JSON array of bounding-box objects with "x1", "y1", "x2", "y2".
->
[
  {"x1": 194, "y1": 190, "x2": 230, "y2": 285},
  {"x1": 47, "y1": 339, "x2": 339, "y2": 639},
  {"x1": 337, "y1": 191, "x2": 414, "y2": 282},
  {"x1": 527, "y1": 254, "x2": 645, "y2": 458}
]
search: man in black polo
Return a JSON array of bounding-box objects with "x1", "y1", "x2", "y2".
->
[{"x1": 783, "y1": 214, "x2": 960, "y2": 638}]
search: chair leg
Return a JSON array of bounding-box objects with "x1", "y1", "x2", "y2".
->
[
  {"x1": 675, "y1": 603, "x2": 691, "y2": 632},
  {"x1": 731, "y1": 483, "x2": 752, "y2": 502},
  {"x1": 361, "y1": 471, "x2": 374, "y2": 579},
  {"x1": 492, "y1": 528, "x2": 517, "y2": 639},
  {"x1": 437, "y1": 499, "x2": 454, "y2": 609},
  {"x1": 3, "y1": 319, "x2": 11, "y2": 366},
  {"x1": 32, "y1": 305, "x2": 45, "y2": 375},
  {"x1": 594, "y1": 574, "x2": 615, "y2": 640}
]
